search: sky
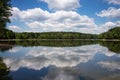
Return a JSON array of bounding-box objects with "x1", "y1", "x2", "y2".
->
[{"x1": 8, "y1": 0, "x2": 120, "y2": 34}]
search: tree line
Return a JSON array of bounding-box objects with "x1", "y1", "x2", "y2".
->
[
  {"x1": 98, "y1": 27, "x2": 120, "y2": 39},
  {"x1": 0, "y1": 27, "x2": 120, "y2": 39},
  {"x1": 14, "y1": 32, "x2": 98, "y2": 39}
]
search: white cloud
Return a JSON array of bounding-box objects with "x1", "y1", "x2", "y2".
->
[
  {"x1": 10, "y1": 7, "x2": 20, "y2": 20},
  {"x1": 103, "y1": 21, "x2": 120, "y2": 27},
  {"x1": 26, "y1": 20, "x2": 120, "y2": 34},
  {"x1": 101, "y1": 21, "x2": 120, "y2": 30},
  {"x1": 8, "y1": 25, "x2": 21, "y2": 32},
  {"x1": 40, "y1": 0, "x2": 80, "y2": 11},
  {"x1": 11, "y1": 7, "x2": 120, "y2": 34},
  {"x1": 93, "y1": 21, "x2": 120, "y2": 33},
  {"x1": 11, "y1": 7, "x2": 50, "y2": 21},
  {"x1": 11, "y1": 7, "x2": 99, "y2": 34},
  {"x1": 105, "y1": 0, "x2": 120, "y2": 5},
  {"x1": 96, "y1": 7, "x2": 120, "y2": 18}
]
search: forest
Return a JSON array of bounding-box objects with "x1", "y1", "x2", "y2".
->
[{"x1": 0, "y1": 27, "x2": 120, "y2": 40}]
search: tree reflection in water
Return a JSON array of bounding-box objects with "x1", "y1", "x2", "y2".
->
[
  {"x1": 0, "y1": 57, "x2": 12, "y2": 80},
  {"x1": 0, "y1": 40, "x2": 120, "y2": 53}
]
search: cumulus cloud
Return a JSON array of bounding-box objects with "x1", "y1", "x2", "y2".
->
[
  {"x1": 40, "y1": 0, "x2": 80, "y2": 11},
  {"x1": 11, "y1": 7, "x2": 120, "y2": 34},
  {"x1": 102, "y1": 21, "x2": 120, "y2": 27},
  {"x1": 98, "y1": 21, "x2": 120, "y2": 33},
  {"x1": 8, "y1": 25, "x2": 21, "y2": 32},
  {"x1": 105, "y1": 0, "x2": 120, "y2": 5},
  {"x1": 96, "y1": 7, "x2": 120, "y2": 18},
  {"x1": 11, "y1": 7, "x2": 50, "y2": 21},
  {"x1": 12, "y1": 7, "x2": 93, "y2": 24},
  {"x1": 11, "y1": 7, "x2": 99, "y2": 33}
]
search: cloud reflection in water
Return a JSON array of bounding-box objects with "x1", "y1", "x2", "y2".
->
[{"x1": 1, "y1": 44, "x2": 120, "y2": 80}]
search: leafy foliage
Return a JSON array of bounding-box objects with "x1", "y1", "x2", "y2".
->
[
  {"x1": 0, "y1": 28, "x2": 15, "y2": 39},
  {"x1": 14, "y1": 32, "x2": 98, "y2": 39},
  {"x1": 0, "y1": 27, "x2": 120, "y2": 40},
  {"x1": 99, "y1": 27, "x2": 120, "y2": 39},
  {"x1": 13, "y1": 27, "x2": 120, "y2": 39},
  {"x1": 0, "y1": 0, "x2": 12, "y2": 29}
]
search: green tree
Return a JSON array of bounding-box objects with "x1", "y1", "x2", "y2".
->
[{"x1": 0, "y1": 0, "x2": 12, "y2": 29}]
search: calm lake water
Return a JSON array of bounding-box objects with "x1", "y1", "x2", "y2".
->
[{"x1": 0, "y1": 40, "x2": 120, "y2": 80}]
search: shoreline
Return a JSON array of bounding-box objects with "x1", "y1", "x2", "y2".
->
[{"x1": 0, "y1": 39, "x2": 120, "y2": 41}]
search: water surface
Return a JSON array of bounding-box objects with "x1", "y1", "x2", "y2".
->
[{"x1": 0, "y1": 40, "x2": 120, "y2": 80}]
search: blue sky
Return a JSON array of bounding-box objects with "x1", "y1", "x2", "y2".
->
[{"x1": 8, "y1": 0, "x2": 120, "y2": 34}]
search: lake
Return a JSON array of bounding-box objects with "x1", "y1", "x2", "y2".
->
[{"x1": 0, "y1": 40, "x2": 120, "y2": 80}]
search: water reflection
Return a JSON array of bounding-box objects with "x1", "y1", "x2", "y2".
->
[
  {"x1": 99, "y1": 41, "x2": 120, "y2": 53},
  {"x1": 0, "y1": 40, "x2": 120, "y2": 80},
  {"x1": 0, "y1": 40, "x2": 120, "y2": 53},
  {"x1": 0, "y1": 57, "x2": 12, "y2": 80},
  {"x1": 42, "y1": 67, "x2": 93, "y2": 80},
  {"x1": 3, "y1": 45, "x2": 104, "y2": 70}
]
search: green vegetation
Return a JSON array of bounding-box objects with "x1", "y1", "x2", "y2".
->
[
  {"x1": 0, "y1": 0, "x2": 15, "y2": 39},
  {"x1": 0, "y1": 28, "x2": 15, "y2": 39},
  {"x1": 0, "y1": 27, "x2": 120, "y2": 40},
  {"x1": 99, "y1": 27, "x2": 120, "y2": 39},
  {"x1": 0, "y1": 0, "x2": 12, "y2": 29},
  {"x1": 14, "y1": 32, "x2": 98, "y2": 39}
]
